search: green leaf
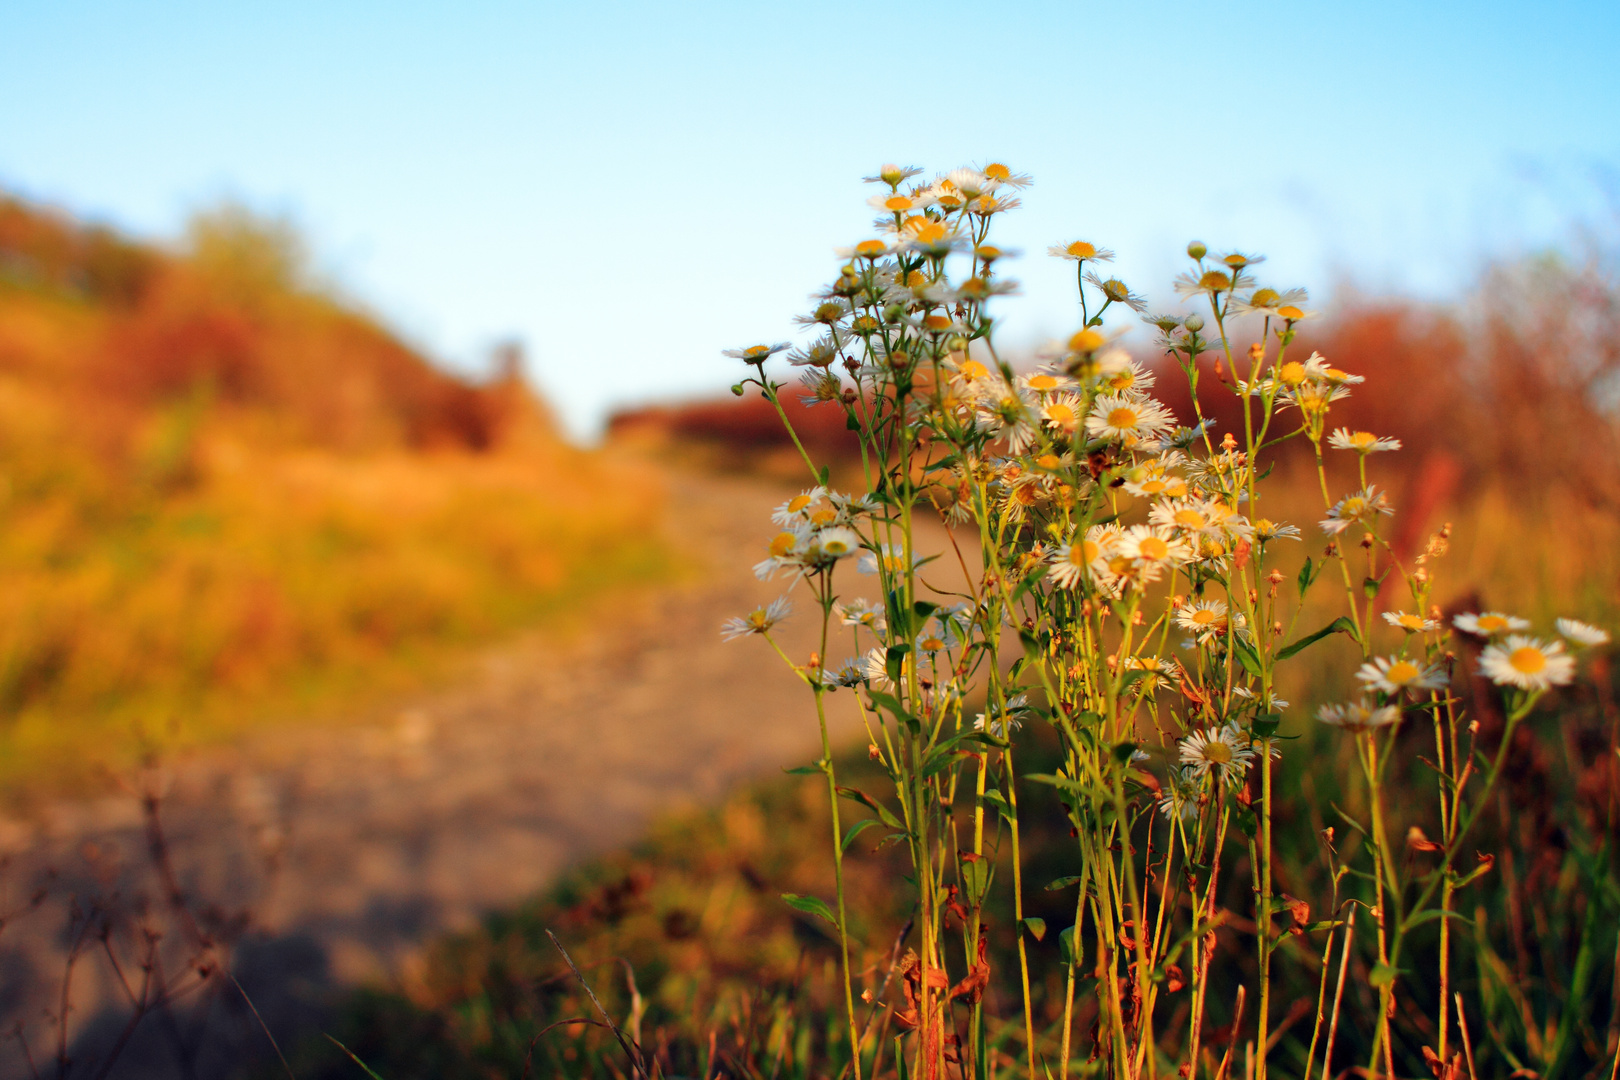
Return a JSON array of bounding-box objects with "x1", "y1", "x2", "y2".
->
[
  {"x1": 782, "y1": 764, "x2": 822, "y2": 776},
  {"x1": 1045, "y1": 875, "x2": 1083, "y2": 892},
  {"x1": 1113, "y1": 740, "x2": 1139, "y2": 764},
  {"x1": 842, "y1": 818, "x2": 881, "y2": 852},
  {"x1": 845, "y1": 411, "x2": 860, "y2": 430},
  {"x1": 836, "y1": 786, "x2": 904, "y2": 830},
  {"x1": 1022, "y1": 916, "x2": 1048, "y2": 941},
  {"x1": 1362, "y1": 575, "x2": 1383, "y2": 600},
  {"x1": 1276, "y1": 616, "x2": 1358, "y2": 661},
  {"x1": 913, "y1": 600, "x2": 939, "y2": 620},
  {"x1": 782, "y1": 893, "x2": 838, "y2": 926},
  {"x1": 1237, "y1": 805, "x2": 1258, "y2": 839},
  {"x1": 1296, "y1": 557, "x2": 1315, "y2": 596},
  {"x1": 1403, "y1": 908, "x2": 1474, "y2": 931},
  {"x1": 884, "y1": 644, "x2": 910, "y2": 687},
  {"x1": 1058, "y1": 925, "x2": 1077, "y2": 966},
  {"x1": 818, "y1": 465, "x2": 831, "y2": 486},
  {"x1": 1253, "y1": 714, "x2": 1282, "y2": 738},
  {"x1": 1232, "y1": 636, "x2": 1264, "y2": 679},
  {"x1": 1367, "y1": 963, "x2": 1399, "y2": 988}
]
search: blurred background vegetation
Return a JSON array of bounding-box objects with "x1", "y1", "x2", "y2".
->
[{"x1": 0, "y1": 194, "x2": 665, "y2": 796}]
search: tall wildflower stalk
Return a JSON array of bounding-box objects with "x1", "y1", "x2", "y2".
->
[{"x1": 720, "y1": 163, "x2": 1613, "y2": 1080}]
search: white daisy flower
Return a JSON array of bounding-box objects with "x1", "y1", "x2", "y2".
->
[
  {"x1": 861, "y1": 647, "x2": 894, "y2": 690},
  {"x1": 1039, "y1": 392, "x2": 1085, "y2": 433},
  {"x1": 1121, "y1": 654, "x2": 1180, "y2": 690},
  {"x1": 1175, "y1": 599, "x2": 1229, "y2": 640},
  {"x1": 1157, "y1": 767, "x2": 1203, "y2": 821},
  {"x1": 723, "y1": 342, "x2": 790, "y2": 366},
  {"x1": 721, "y1": 597, "x2": 792, "y2": 641},
  {"x1": 1479, "y1": 635, "x2": 1576, "y2": 691},
  {"x1": 1316, "y1": 700, "x2": 1402, "y2": 733},
  {"x1": 1383, "y1": 611, "x2": 1439, "y2": 634},
  {"x1": 1453, "y1": 612, "x2": 1531, "y2": 637},
  {"x1": 1355, "y1": 655, "x2": 1448, "y2": 696},
  {"x1": 806, "y1": 526, "x2": 861, "y2": 565},
  {"x1": 974, "y1": 693, "x2": 1030, "y2": 738},
  {"x1": 1327, "y1": 428, "x2": 1403, "y2": 455},
  {"x1": 822, "y1": 656, "x2": 868, "y2": 689},
  {"x1": 771, "y1": 487, "x2": 828, "y2": 525},
  {"x1": 1085, "y1": 393, "x2": 1175, "y2": 444},
  {"x1": 1119, "y1": 524, "x2": 1192, "y2": 569},
  {"x1": 1084, "y1": 269, "x2": 1148, "y2": 313},
  {"x1": 858, "y1": 544, "x2": 924, "y2": 576},
  {"x1": 1229, "y1": 286, "x2": 1309, "y2": 319},
  {"x1": 978, "y1": 162, "x2": 1032, "y2": 189},
  {"x1": 1048, "y1": 526, "x2": 1119, "y2": 590},
  {"x1": 835, "y1": 599, "x2": 887, "y2": 632},
  {"x1": 1320, "y1": 486, "x2": 1394, "y2": 536},
  {"x1": 861, "y1": 164, "x2": 924, "y2": 186},
  {"x1": 1252, "y1": 519, "x2": 1301, "y2": 542},
  {"x1": 1096, "y1": 355, "x2": 1157, "y2": 396},
  {"x1": 1048, "y1": 240, "x2": 1114, "y2": 262},
  {"x1": 867, "y1": 190, "x2": 934, "y2": 215},
  {"x1": 754, "y1": 527, "x2": 810, "y2": 580},
  {"x1": 1178, "y1": 725, "x2": 1255, "y2": 785},
  {"x1": 1556, "y1": 618, "x2": 1610, "y2": 648}
]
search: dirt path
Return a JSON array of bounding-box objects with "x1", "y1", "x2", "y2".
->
[{"x1": 0, "y1": 466, "x2": 962, "y2": 1075}]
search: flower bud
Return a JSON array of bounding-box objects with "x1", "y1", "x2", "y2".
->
[
  {"x1": 1187, "y1": 241, "x2": 1207, "y2": 260},
  {"x1": 1183, "y1": 314, "x2": 1204, "y2": 332},
  {"x1": 731, "y1": 383, "x2": 745, "y2": 396}
]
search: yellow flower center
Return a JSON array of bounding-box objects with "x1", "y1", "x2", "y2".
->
[
  {"x1": 1080, "y1": 539, "x2": 1102, "y2": 563},
  {"x1": 921, "y1": 636, "x2": 945, "y2": 651},
  {"x1": 745, "y1": 345, "x2": 771, "y2": 358},
  {"x1": 1350, "y1": 431, "x2": 1376, "y2": 449},
  {"x1": 1068, "y1": 329, "x2": 1105, "y2": 353},
  {"x1": 1278, "y1": 361, "x2": 1307, "y2": 386},
  {"x1": 1385, "y1": 661, "x2": 1420, "y2": 685},
  {"x1": 1036, "y1": 453, "x2": 1061, "y2": 469},
  {"x1": 1047, "y1": 404, "x2": 1078, "y2": 425},
  {"x1": 854, "y1": 239, "x2": 886, "y2": 258},
  {"x1": 1190, "y1": 609, "x2": 1220, "y2": 626},
  {"x1": 1277, "y1": 305, "x2": 1304, "y2": 320},
  {"x1": 1249, "y1": 288, "x2": 1279, "y2": 307},
  {"x1": 924, "y1": 314, "x2": 953, "y2": 331},
  {"x1": 1509, "y1": 647, "x2": 1547, "y2": 674},
  {"x1": 1477, "y1": 615, "x2": 1507, "y2": 633},
  {"x1": 1341, "y1": 497, "x2": 1369, "y2": 518},
  {"x1": 1066, "y1": 241, "x2": 1098, "y2": 259},
  {"x1": 957, "y1": 359, "x2": 990, "y2": 380},
  {"x1": 1396, "y1": 614, "x2": 1425, "y2": 630},
  {"x1": 1174, "y1": 509, "x2": 1206, "y2": 529},
  {"x1": 1028, "y1": 374, "x2": 1060, "y2": 391},
  {"x1": 1140, "y1": 479, "x2": 1167, "y2": 494},
  {"x1": 1107, "y1": 371, "x2": 1136, "y2": 390},
  {"x1": 984, "y1": 163, "x2": 1011, "y2": 180},
  {"x1": 911, "y1": 222, "x2": 949, "y2": 245},
  {"x1": 1107, "y1": 407, "x2": 1139, "y2": 430},
  {"x1": 769, "y1": 531, "x2": 799, "y2": 557},
  {"x1": 788, "y1": 494, "x2": 813, "y2": 513},
  {"x1": 809, "y1": 508, "x2": 838, "y2": 527},
  {"x1": 821, "y1": 535, "x2": 853, "y2": 556},
  {"x1": 1199, "y1": 269, "x2": 1233, "y2": 292},
  {"x1": 882, "y1": 195, "x2": 913, "y2": 212},
  {"x1": 1137, "y1": 536, "x2": 1170, "y2": 560},
  {"x1": 1204, "y1": 742, "x2": 1233, "y2": 764}
]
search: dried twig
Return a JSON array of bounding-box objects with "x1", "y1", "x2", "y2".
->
[{"x1": 548, "y1": 929, "x2": 648, "y2": 1079}]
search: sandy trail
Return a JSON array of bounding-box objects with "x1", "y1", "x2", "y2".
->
[{"x1": 0, "y1": 466, "x2": 967, "y2": 1074}]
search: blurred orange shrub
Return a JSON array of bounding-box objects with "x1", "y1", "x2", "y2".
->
[{"x1": 0, "y1": 196, "x2": 664, "y2": 791}]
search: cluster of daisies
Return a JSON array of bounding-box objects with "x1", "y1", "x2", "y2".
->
[{"x1": 721, "y1": 162, "x2": 1613, "y2": 835}]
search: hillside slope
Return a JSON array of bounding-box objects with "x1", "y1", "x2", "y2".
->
[{"x1": 0, "y1": 195, "x2": 663, "y2": 792}]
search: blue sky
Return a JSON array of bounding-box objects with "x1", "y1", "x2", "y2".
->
[{"x1": 3, "y1": 1, "x2": 1617, "y2": 438}]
